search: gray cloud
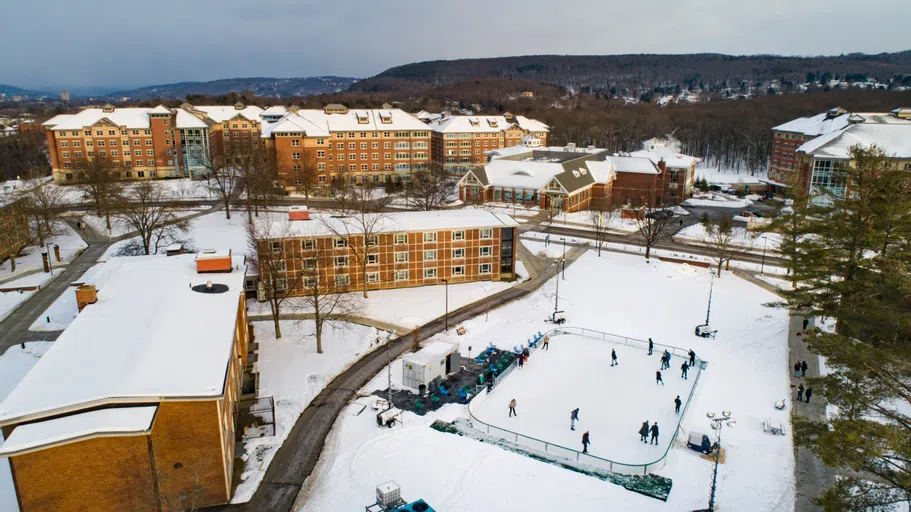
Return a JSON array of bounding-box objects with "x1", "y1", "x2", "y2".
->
[{"x1": 1, "y1": 0, "x2": 909, "y2": 90}]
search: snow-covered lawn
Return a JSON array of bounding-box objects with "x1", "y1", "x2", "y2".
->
[
  {"x1": 0, "y1": 289, "x2": 36, "y2": 323},
  {"x1": 547, "y1": 210, "x2": 641, "y2": 234},
  {"x1": 683, "y1": 193, "x2": 754, "y2": 209},
  {"x1": 49, "y1": 179, "x2": 216, "y2": 205},
  {"x1": 296, "y1": 250, "x2": 795, "y2": 511},
  {"x1": 696, "y1": 166, "x2": 767, "y2": 185},
  {"x1": 0, "y1": 342, "x2": 52, "y2": 512},
  {"x1": 465, "y1": 202, "x2": 541, "y2": 218},
  {"x1": 754, "y1": 274, "x2": 791, "y2": 290},
  {"x1": 674, "y1": 223, "x2": 781, "y2": 254},
  {"x1": 0, "y1": 223, "x2": 87, "y2": 281},
  {"x1": 79, "y1": 208, "x2": 211, "y2": 239},
  {"x1": 232, "y1": 320, "x2": 390, "y2": 503}
]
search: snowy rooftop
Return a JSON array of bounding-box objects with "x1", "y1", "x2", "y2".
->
[
  {"x1": 428, "y1": 115, "x2": 515, "y2": 134},
  {"x1": 194, "y1": 105, "x2": 264, "y2": 124},
  {"x1": 148, "y1": 105, "x2": 171, "y2": 115},
  {"x1": 482, "y1": 159, "x2": 565, "y2": 189},
  {"x1": 0, "y1": 406, "x2": 157, "y2": 456},
  {"x1": 628, "y1": 149, "x2": 700, "y2": 168},
  {"x1": 773, "y1": 110, "x2": 911, "y2": 136},
  {"x1": 797, "y1": 123, "x2": 911, "y2": 159},
  {"x1": 0, "y1": 254, "x2": 247, "y2": 425},
  {"x1": 603, "y1": 155, "x2": 660, "y2": 174},
  {"x1": 406, "y1": 340, "x2": 458, "y2": 366},
  {"x1": 273, "y1": 209, "x2": 518, "y2": 239},
  {"x1": 46, "y1": 107, "x2": 156, "y2": 130},
  {"x1": 584, "y1": 161, "x2": 616, "y2": 184},
  {"x1": 486, "y1": 145, "x2": 537, "y2": 160},
  {"x1": 262, "y1": 108, "x2": 425, "y2": 137},
  {"x1": 513, "y1": 115, "x2": 549, "y2": 133},
  {"x1": 175, "y1": 108, "x2": 209, "y2": 129}
]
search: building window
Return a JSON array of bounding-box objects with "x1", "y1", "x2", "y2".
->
[
  {"x1": 367, "y1": 272, "x2": 380, "y2": 283},
  {"x1": 271, "y1": 241, "x2": 282, "y2": 253},
  {"x1": 334, "y1": 238, "x2": 347, "y2": 248},
  {"x1": 480, "y1": 228, "x2": 493, "y2": 239},
  {"x1": 275, "y1": 260, "x2": 287, "y2": 271},
  {"x1": 452, "y1": 265, "x2": 465, "y2": 276},
  {"x1": 423, "y1": 250, "x2": 437, "y2": 261},
  {"x1": 303, "y1": 258, "x2": 316, "y2": 269},
  {"x1": 304, "y1": 277, "x2": 317, "y2": 288},
  {"x1": 394, "y1": 269, "x2": 409, "y2": 281},
  {"x1": 424, "y1": 268, "x2": 438, "y2": 279},
  {"x1": 291, "y1": 140, "x2": 300, "y2": 146},
  {"x1": 480, "y1": 246, "x2": 492, "y2": 256},
  {"x1": 423, "y1": 232, "x2": 437, "y2": 243},
  {"x1": 275, "y1": 279, "x2": 287, "y2": 292},
  {"x1": 452, "y1": 248, "x2": 465, "y2": 259},
  {"x1": 335, "y1": 274, "x2": 350, "y2": 286},
  {"x1": 302, "y1": 239, "x2": 315, "y2": 250},
  {"x1": 452, "y1": 230, "x2": 465, "y2": 241},
  {"x1": 367, "y1": 254, "x2": 379, "y2": 265},
  {"x1": 394, "y1": 233, "x2": 407, "y2": 244},
  {"x1": 479, "y1": 263, "x2": 492, "y2": 274},
  {"x1": 335, "y1": 256, "x2": 349, "y2": 267},
  {"x1": 394, "y1": 251, "x2": 408, "y2": 263},
  {"x1": 292, "y1": 152, "x2": 301, "y2": 160}
]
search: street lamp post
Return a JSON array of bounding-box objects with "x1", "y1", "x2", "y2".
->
[
  {"x1": 561, "y1": 237, "x2": 566, "y2": 280},
  {"x1": 553, "y1": 261, "x2": 561, "y2": 315},
  {"x1": 441, "y1": 279, "x2": 449, "y2": 331},
  {"x1": 705, "y1": 411, "x2": 736, "y2": 512},
  {"x1": 760, "y1": 236, "x2": 768, "y2": 275}
]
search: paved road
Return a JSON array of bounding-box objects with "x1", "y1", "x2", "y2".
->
[{"x1": 207, "y1": 246, "x2": 586, "y2": 512}]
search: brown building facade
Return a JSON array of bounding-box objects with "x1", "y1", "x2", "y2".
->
[
  {"x1": 427, "y1": 115, "x2": 549, "y2": 174},
  {"x1": 0, "y1": 197, "x2": 30, "y2": 262}
]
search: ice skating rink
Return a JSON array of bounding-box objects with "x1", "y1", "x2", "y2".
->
[{"x1": 470, "y1": 333, "x2": 699, "y2": 465}]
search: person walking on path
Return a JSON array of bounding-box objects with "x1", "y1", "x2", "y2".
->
[
  {"x1": 509, "y1": 399, "x2": 517, "y2": 417},
  {"x1": 649, "y1": 422, "x2": 660, "y2": 445},
  {"x1": 805, "y1": 387, "x2": 812, "y2": 404},
  {"x1": 611, "y1": 349, "x2": 618, "y2": 367},
  {"x1": 801, "y1": 360, "x2": 808, "y2": 377},
  {"x1": 541, "y1": 336, "x2": 549, "y2": 350},
  {"x1": 656, "y1": 370, "x2": 664, "y2": 385},
  {"x1": 582, "y1": 431, "x2": 591, "y2": 454},
  {"x1": 681, "y1": 361, "x2": 689, "y2": 379},
  {"x1": 639, "y1": 421, "x2": 649, "y2": 443},
  {"x1": 663, "y1": 350, "x2": 671, "y2": 370},
  {"x1": 803, "y1": 318, "x2": 809, "y2": 331},
  {"x1": 797, "y1": 384, "x2": 805, "y2": 402},
  {"x1": 688, "y1": 349, "x2": 696, "y2": 367},
  {"x1": 793, "y1": 362, "x2": 801, "y2": 377},
  {"x1": 674, "y1": 395, "x2": 682, "y2": 414},
  {"x1": 570, "y1": 408, "x2": 580, "y2": 430},
  {"x1": 648, "y1": 338, "x2": 654, "y2": 355},
  {"x1": 518, "y1": 354, "x2": 525, "y2": 368}
]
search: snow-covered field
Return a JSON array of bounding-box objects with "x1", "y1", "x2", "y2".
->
[
  {"x1": 674, "y1": 223, "x2": 781, "y2": 254},
  {"x1": 466, "y1": 202, "x2": 541, "y2": 218},
  {"x1": 79, "y1": 208, "x2": 210, "y2": 239},
  {"x1": 0, "y1": 223, "x2": 87, "y2": 281},
  {"x1": 0, "y1": 342, "x2": 52, "y2": 512},
  {"x1": 232, "y1": 320, "x2": 389, "y2": 503},
  {"x1": 683, "y1": 192, "x2": 754, "y2": 209},
  {"x1": 49, "y1": 179, "x2": 216, "y2": 205},
  {"x1": 0, "y1": 290, "x2": 35, "y2": 323},
  {"x1": 696, "y1": 166, "x2": 767, "y2": 185},
  {"x1": 547, "y1": 210, "x2": 641, "y2": 234},
  {"x1": 294, "y1": 249, "x2": 796, "y2": 511}
]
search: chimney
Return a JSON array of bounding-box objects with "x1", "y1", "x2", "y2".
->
[
  {"x1": 196, "y1": 249, "x2": 233, "y2": 273},
  {"x1": 657, "y1": 159, "x2": 667, "y2": 172},
  {"x1": 289, "y1": 205, "x2": 310, "y2": 221},
  {"x1": 75, "y1": 285, "x2": 98, "y2": 311}
]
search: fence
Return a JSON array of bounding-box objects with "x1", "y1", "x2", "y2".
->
[{"x1": 466, "y1": 326, "x2": 706, "y2": 475}]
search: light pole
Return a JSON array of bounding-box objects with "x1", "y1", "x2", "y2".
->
[
  {"x1": 441, "y1": 279, "x2": 449, "y2": 331},
  {"x1": 705, "y1": 411, "x2": 735, "y2": 512},
  {"x1": 561, "y1": 237, "x2": 566, "y2": 280},
  {"x1": 553, "y1": 261, "x2": 561, "y2": 316},
  {"x1": 760, "y1": 236, "x2": 768, "y2": 275}
]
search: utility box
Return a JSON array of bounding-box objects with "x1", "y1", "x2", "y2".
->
[
  {"x1": 402, "y1": 341, "x2": 458, "y2": 390},
  {"x1": 376, "y1": 481, "x2": 401, "y2": 508},
  {"x1": 75, "y1": 285, "x2": 98, "y2": 311},
  {"x1": 288, "y1": 205, "x2": 310, "y2": 221},
  {"x1": 196, "y1": 249, "x2": 233, "y2": 273}
]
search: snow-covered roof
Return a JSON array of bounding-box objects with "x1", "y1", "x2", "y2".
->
[
  {"x1": 0, "y1": 406, "x2": 157, "y2": 456},
  {"x1": 773, "y1": 110, "x2": 911, "y2": 136},
  {"x1": 261, "y1": 112, "x2": 331, "y2": 138},
  {"x1": 47, "y1": 108, "x2": 155, "y2": 130},
  {"x1": 514, "y1": 115, "x2": 549, "y2": 133},
  {"x1": 628, "y1": 149, "x2": 700, "y2": 168},
  {"x1": 262, "y1": 108, "x2": 425, "y2": 137},
  {"x1": 174, "y1": 108, "x2": 209, "y2": 129},
  {"x1": 406, "y1": 340, "x2": 458, "y2": 366},
  {"x1": 797, "y1": 123, "x2": 911, "y2": 160},
  {"x1": 148, "y1": 105, "x2": 171, "y2": 115},
  {"x1": 485, "y1": 145, "x2": 537, "y2": 160},
  {"x1": 42, "y1": 114, "x2": 73, "y2": 127},
  {"x1": 584, "y1": 161, "x2": 616, "y2": 184},
  {"x1": 194, "y1": 105, "x2": 264, "y2": 124},
  {"x1": 261, "y1": 106, "x2": 289, "y2": 118},
  {"x1": 0, "y1": 254, "x2": 246, "y2": 425},
  {"x1": 482, "y1": 159, "x2": 565, "y2": 189},
  {"x1": 429, "y1": 115, "x2": 515, "y2": 134},
  {"x1": 273, "y1": 209, "x2": 518, "y2": 239},
  {"x1": 414, "y1": 110, "x2": 443, "y2": 122},
  {"x1": 603, "y1": 155, "x2": 660, "y2": 174}
]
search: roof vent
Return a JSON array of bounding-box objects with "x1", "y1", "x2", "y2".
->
[
  {"x1": 572, "y1": 170, "x2": 580, "y2": 177},
  {"x1": 192, "y1": 282, "x2": 229, "y2": 294},
  {"x1": 102, "y1": 103, "x2": 115, "y2": 113},
  {"x1": 579, "y1": 168, "x2": 587, "y2": 175},
  {"x1": 356, "y1": 111, "x2": 369, "y2": 124},
  {"x1": 469, "y1": 117, "x2": 480, "y2": 126}
]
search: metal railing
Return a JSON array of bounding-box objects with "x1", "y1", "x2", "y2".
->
[{"x1": 466, "y1": 327, "x2": 706, "y2": 475}]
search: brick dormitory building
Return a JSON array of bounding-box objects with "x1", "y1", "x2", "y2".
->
[
  {"x1": 0, "y1": 253, "x2": 249, "y2": 512},
  {"x1": 41, "y1": 103, "x2": 549, "y2": 192},
  {"x1": 260, "y1": 209, "x2": 519, "y2": 296}
]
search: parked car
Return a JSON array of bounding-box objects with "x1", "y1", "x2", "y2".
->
[
  {"x1": 709, "y1": 185, "x2": 723, "y2": 192},
  {"x1": 646, "y1": 210, "x2": 673, "y2": 220}
]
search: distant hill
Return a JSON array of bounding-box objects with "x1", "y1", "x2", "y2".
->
[
  {"x1": 0, "y1": 84, "x2": 50, "y2": 98},
  {"x1": 106, "y1": 76, "x2": 360, "y2": 100},
  {"x1": 352, "y1": 51, "x2": 911, "y2": 94}
]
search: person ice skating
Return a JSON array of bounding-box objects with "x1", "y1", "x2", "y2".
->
[
  {"x1": 801, "y1": 360, "x2": 808, "y2": 377},
  {"x1": 570, "y1": 408, "x2": 580, "y2": 430},
  {"x1": 648, "y1": 338, "x2": 654, "y2": 355},
  {"x1": 681, "y1": 361, "x2": 689, "y2": 379},
  {"x1": 797, "y1": 383, "x2": 805, "y2": 402},
  {"x1": 802, "y1": 318, "x2": 809, "y2": 331},
  {"x1": 805, "y1": 387, "x2": 812, "y2": 404},
  {"x1": 542, "y1": 336, "x2": 550, "y2": 350},
  {"x1": 656, "y1": 370, "x2": 664, "y2": 385},
  {"x1": 509, "y1": 398, "x2": 517, "y2": 417},
  {"x1": 674, "y1": 395, "x2": 682, "y2": 414},
  {"x1": 582, "y1": 431, "x2": 591, "y2": 454},
  {"x1": 649, "y1": 422, "x2": 660, "y2": 445},
  {"x1": 793, "y1": 362, "x2": 801, "y2": 377},
  {"x1": 688, "y1": 349, "x2": 696, "y2": 367},
  {"x1": 611, "y1": 349, "x2": 618, "y2": 367},
  {"x1": 639, "y1": 421, "x2": 649, "y2": 443}
]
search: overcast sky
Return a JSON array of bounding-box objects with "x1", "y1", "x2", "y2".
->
[{"x1": 3, "y1": 0, "x2": 909, "y2": 90}]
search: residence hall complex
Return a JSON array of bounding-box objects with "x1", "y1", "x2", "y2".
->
[
  {"x1": 769, "y1": 107, "x2": 911, "y2": 190},
  {"x1": 458, "y1": 143, "x2": 699, "y2": 212},
  {"x1": 43, "y1": 103, "x2": 550, "y2": 190},
  {"x1": 263, "y1": 209, "x2": 518, "y2": 296},
  {"x1": 0, "y1": 253, "x2": 249, "y2": 512},
  {"x1": 425, "y1": 114, "x2": 549, "y2": 173}
]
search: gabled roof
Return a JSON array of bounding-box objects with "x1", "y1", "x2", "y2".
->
[
  {"x1": 428, "y1": 115, "x2": 513, "y2": 134},
  {"x1": 459, "y1": 168, "x2": 489, "y2": 187},
  {"x1": 148, "y1": 105, "x2": 172, "y2": 115},
  {"x1": 514, "y1": 115, "x2": 549, "y2": 133},
  {"x1": 47, "y1": 108, "x2": 155, "y2": 130},
  {"x1": 603, "y1": 155, "x2": 661, "y2": 174},
  {"x1": 797, "y1": 123, "x2": 911, "y2": 159},
  {"x1": 174, "y1": 108, "x2": 210, "y2": 129},
  {"x1": 194, "y1": 105, "x2": 264, "y2": 124},
  {"x1": 628, "y1": 149, "x2": 700, "y2": 168}
]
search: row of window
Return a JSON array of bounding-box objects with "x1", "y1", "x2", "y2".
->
[
  {"x1": 278, "y1": 245, "x2": 494, "y2": 270},
  {"x1": 274, "y1": 264, "x2": 493, "y2": 291},
  {"x1": 274, "y1": 229, "x2": 492, "y2": 253},
  {"x1": 60, "y1": 138, "x2": 154, "y2": 148},
  {"x1": 333, "y1": 131, "x2": 429, "y2": 139},
  {"x1": 57, "y1": 129, "x2": 153, "y2": 137},
  {"x1": 318, "y1": 163, "x2": 428, "y2": 172}
]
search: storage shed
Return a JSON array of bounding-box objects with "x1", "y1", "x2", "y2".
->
[{"x1": 402, "y1": 341, "x2": 458, "y2": 390}]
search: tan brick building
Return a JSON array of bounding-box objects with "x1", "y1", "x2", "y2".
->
[
  {"x1": 426, "y1": 114, "x2": 549, "y2": 174},
  {"x1": 261, "y1": 209, "x2": 519, "y2": 295},
  {"x1": 0, "y1": 253, "x2": 249, "y2": 512}
]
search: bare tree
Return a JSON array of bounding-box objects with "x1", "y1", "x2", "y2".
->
[
  {"x1": 323, "y1": 185, "x2": 391, "y2": 298},
  {"x1": 632, "y1": 198, "x2": 678, "y2": 260},
  {"x1": 0, "y1": 199, "x2": 30, "y2": 272},
  {"x1": 404, "y1": 170, "x2": 454, "y2": 211},
  {"x1": 21, "y1": 175, "x2": 67, "y2": 247},
  {"x1": 113, "y1": 181, "x2": 190, "y2": 255},
  {"x1": 247, "y1": 215, "x2": 308, "y2": 338},
  {"x1": 205, "y1": 151, "x2": 244, "y2": 220},
  {"x1": 238, "y1": 144, "x2": 278, "y2": 222},
  {"x1": 588, "y1": 197, "x2": 615, "y2": 257},
  {"x1": 702, "y1": 213, "x2": 747, "y2": 276},
  {"x1": 295, "y1": 151, "x2": 321, "y2": 208},
  {"x1": 72, "y1": 157, "x2": 123, "y2": 230},
  {"x1": 297, "y1": 240, "x2": 361, "y2": 354}
]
